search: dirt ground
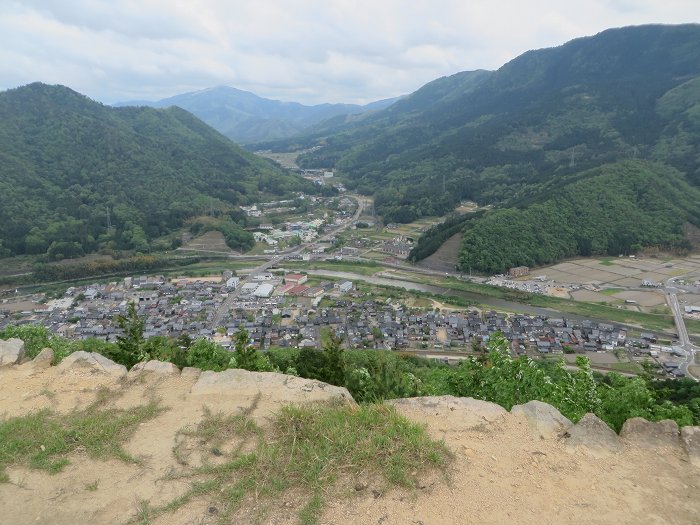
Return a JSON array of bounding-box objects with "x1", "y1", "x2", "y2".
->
[
  {"x1": 179, "y1": 231, "x2": 234, "y2": 255},
  {"x1": 417, "y1": 233, "x2": 462, "y2": 273},
  {"x1": 1, "y1": 366, "x2": 699, "y2": 525}
]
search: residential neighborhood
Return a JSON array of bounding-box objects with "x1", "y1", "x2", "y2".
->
[{"x1": 0, "y1": 271, "x2": 688, "y2": 377}]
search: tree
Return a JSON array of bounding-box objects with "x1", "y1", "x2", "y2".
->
[
  {"x1": 234, "y1": 328, "x2": 257, "y2": 371},
  {"x1": 321, "y1": 329, "x2": 346, "y2": 386},
  {"x1": 115, "y1": 301, "x2": 145, "y2": 368}
]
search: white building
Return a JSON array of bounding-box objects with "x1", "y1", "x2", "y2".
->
[
  {"x1": 253, "y1": 283, "x2": 274, "y2": 298},
  {"x1": 252, "y1": 272, "x2": 274, "y2": 281},
  {"x1": 335, "y1": 280, "x2": 353, "y2": 293},
  {"x1": 226, "y1": 277, "x2": 240, "y2": 289}
]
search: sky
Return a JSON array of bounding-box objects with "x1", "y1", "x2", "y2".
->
[{"x1": 1, "y1": 0, "x2": 699, "y2": 105}]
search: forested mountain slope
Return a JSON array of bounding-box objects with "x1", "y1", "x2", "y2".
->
[
  {"x1": 456, "y1": 161, "x2": 700, "y2": 273},
  {"x1": 293, "y1": 24, "x2": 700, "y2": 224},
  {"x1": 0, "y1": 83, "x2": 313, "y2": 258}
]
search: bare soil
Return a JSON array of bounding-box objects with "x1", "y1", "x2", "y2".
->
[
  {"x1": 417, "y1": 233, "x2": 462, "y2": 273},
  {"x1": 1, "y1": 366, "x2": 698, "y2": 525}
]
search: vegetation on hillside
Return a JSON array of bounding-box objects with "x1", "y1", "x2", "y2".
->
[
  {"x1": 3, "y1": 323, "x2": 698, "y2": 434},
  {"x1": 292, "y1": 25, "x2": 700, "y2": 222},
  {"x1": 456, "y1": 161, "x2": 700, "y2": 273},
  {"x1": 0, "y1": 83, "x2": 314, "y2": 259},
  {"x1": 259, "y1": 25, "x2": 700, "y2": 268}
]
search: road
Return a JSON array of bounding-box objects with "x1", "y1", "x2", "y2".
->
[
  {"x1": 207, "y1": 195, "x2": 365, "y2": 329},
  {"x1": 665, "y1": 277, "x2": 699, "y2": 381}
]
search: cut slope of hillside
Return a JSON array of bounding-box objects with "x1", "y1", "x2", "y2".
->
[
  {"x1": 0, "y1": 357, "x2": 698, "y2": 525},
  {"x1": 0, "y1": 83, "x2": 314, "y2": 257}
]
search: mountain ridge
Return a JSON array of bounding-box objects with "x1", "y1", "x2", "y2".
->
[
  {"x1": 0, "y1": 82, "x2": 313, "y2": 258},
  {"x1": 115, "y1": 85, "x2": 401, "y2": 144}
]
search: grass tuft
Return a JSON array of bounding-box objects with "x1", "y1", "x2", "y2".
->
[
  {"x1": 0, "y1": 401, "x2": 162, "y2": 481},
  {"x1": 157, "y1": 401, "x2": 451, "y2": 524}
]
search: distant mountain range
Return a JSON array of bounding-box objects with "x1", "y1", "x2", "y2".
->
[
  {"x1": 0, "y1": 83, "x2": 314, "y2": 258},
  {"x1": 114, "y1": 86, "x2": 400, "y2": 144}
]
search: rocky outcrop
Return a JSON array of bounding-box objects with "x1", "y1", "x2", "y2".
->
[
  {"x1": 387, "y1": 396, "x2": 506, "y2": 430},
  {"x1": 128, "y1": 360, "x2": 180, "y2": 378},
  {"x1": 511, "y1": 400, "x2": 572, "y2": 439},
  {"x1": 0, "y1": 338, "x2": 25, "y2": 366},
  {"x1": 32, "y1": 348, "x2": 54, "y2": 368},
  {"x1": 564, "y1": 413, "x2": 621, "y2": 455},
  {"x1": 181, "y1": 366, "x2": 202, "y2": 379},
  {"x1": 57, "y1": 351, "x2": 127, "y2": 378},
  {"x1": 681, "y1": 426, "x2": 700, "y2": 467},
  {"x1": 620, "y1": 417, "x2": 682, "y2": 449},
  {"x1": 191, "y1": 368, "x2": 352, "y2": 401}
]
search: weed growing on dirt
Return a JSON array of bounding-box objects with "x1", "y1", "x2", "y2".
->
[
  {"x1": 0, "y1": 399, "x2": 162, "y2": 480},
  {"x1": 154, "y1": 401, "x2": 451, "y2": 525}
]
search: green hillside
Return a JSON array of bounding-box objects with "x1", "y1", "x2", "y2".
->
[
  {"x1": 290, "y1": 24, "x2": 700, "y2": 224},
  {"x1": 457, "y1": 161, "x2": 700, "y2": 274},
  {"x1": 0, "y1": 83, "x2": 314, "y2": 258}
]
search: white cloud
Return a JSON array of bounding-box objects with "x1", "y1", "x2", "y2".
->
[{"x1": 1, "y1": 0, "x2": 699, "y2": 104}]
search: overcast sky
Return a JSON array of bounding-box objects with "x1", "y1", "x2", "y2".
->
[{"x1": 1, "y1": 1, "x2": 699, "y2": 105}]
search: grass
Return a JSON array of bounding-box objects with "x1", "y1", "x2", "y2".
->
[
  {"x1": 151, "y1": 402, "x2": 451, "y2": 525},
  {"x1": 292, "y1": 260, "x2": 382, "y2": 276},
  {"x1": 599, "y1": 288, "x2": 625, "y2": 296},
  {"x1": 608, "y1": 362, "x2": 644, "y2": 374},
  {"x1": 598, "y1": 258, "x2": 616, "y2": 266},
  {"x1": 0, "y1": 399, "x2": 162, "y2": 482},
  {"x1": 686, "y1": 318, "x2": 700, "y2": 337}
]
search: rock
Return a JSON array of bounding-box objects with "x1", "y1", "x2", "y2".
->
[
  {"x1": 680, "y1": 426, "x2": 700, "y2": 466},
  {"x1": 564, "y1": 413, "x2": 621, "y2": 455},
  {"x1": 0, "y1": 338, "x2": 25, "y2": 366},
  {"x1": 620, "y1": 418, "x2": 681, "y2": 449},
  {"x1": 128, "y1": 360, "x2": 180, "y2": 378},
  {"x1": 511, "y1": 400, "x2": 572, "y2": 439},
  {"x1": 191, "y1": 368, "x2": 352, "y2": 401},
  {"x1": 19, "y1": 348, "x2": 54, "y2": 372},
  {"x1": 386, "y1": 396, "x2": 506, "y2": 430},
  {"x1": 57, "y1": 351, "x2": 127, "y2": 378},
  {"x1": 181, "y1": 367, "x2": 202, "y2": 379}
]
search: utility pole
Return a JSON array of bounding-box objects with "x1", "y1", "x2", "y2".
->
[
  {"x1": 106, "y1": 208, "x2": 113, "y2": 233},
  {"x1": 569, "y1": 148, "x2": 576, "y2": 168}
]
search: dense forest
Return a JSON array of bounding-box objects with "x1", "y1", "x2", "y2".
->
[
  {"x1": 457, "y1": 161, "x2": 700, "y2": 273},
  {"x1": 0, "y1": 83, "x2": 315, "y2": 259}
]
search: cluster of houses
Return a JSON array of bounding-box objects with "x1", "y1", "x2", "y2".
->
[
  {"x1": 252, "y1": 219, "x2": 325, "y2": 247},
  {"x1": 381, "y1": 236, "x2": 414, "y2": 258},
  {"x1": 0, "y1": 271, "x2": 680, "y2": 370}
]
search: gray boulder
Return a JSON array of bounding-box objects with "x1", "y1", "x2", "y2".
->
[
  {"x1": 564, "y1": 413, "x2": 621, "y2": 454},
  {"x1": 181, "y1": 367, "x2": 202, "y2": 379},
  {"x1": 0, "y1": 338, "x2": 25, "y2": 366},
  {"x1": 57, "y1": 351, "x2": 127, "y2": 378},
  {"x1": 128, "y1": 360, "x2": 180, "y2": 378},
  {"x1": 511, "y1": 400, "x2": 572, "y2": 439},
  {"x1": 680, "y1": 426, "x2": 700, "y2": 467},
  {"x1": 28, "y1": 348, "x2": 53, "y2": 370},
  {"x1": 192, "y1": 368, "x2": 352, "y2": 401},
  {"x1": 386, "y1": 396, "x2": 507, "y2": 430},
  {"x1": 620, "y1": 418, "x2": 681, "y2": 449}
]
